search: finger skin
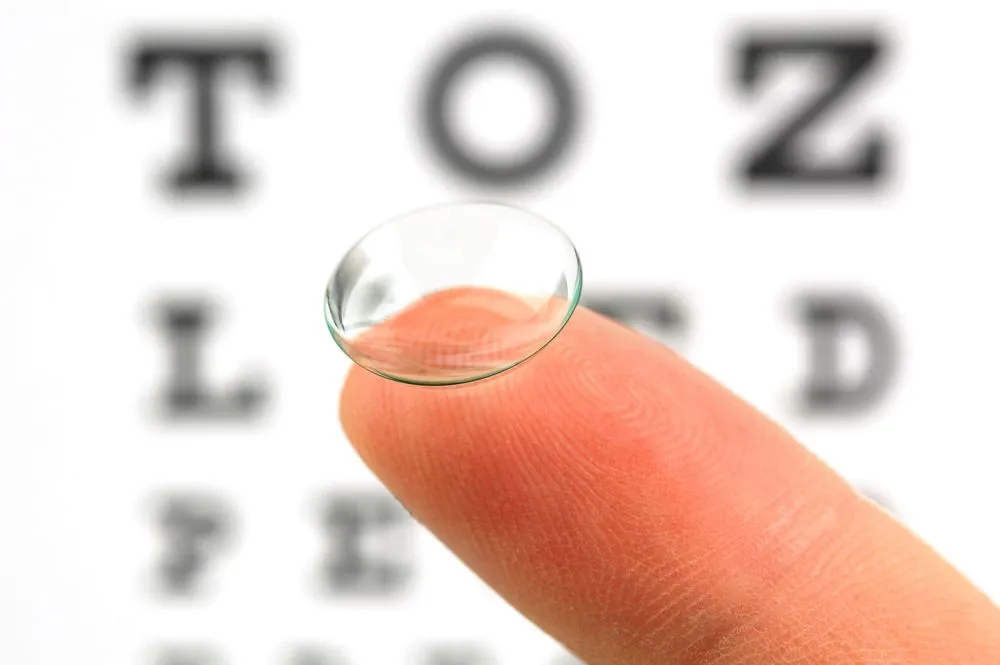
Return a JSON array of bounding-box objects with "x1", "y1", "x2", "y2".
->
[{"x1": 338, "y1": 294, "x2": 1000, "y2": 665}]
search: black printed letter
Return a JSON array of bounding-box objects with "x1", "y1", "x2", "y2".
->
[
  {"x1": 152, "y1": 298, "x2": 268, "y2": 421},
  {"x1": 583, "y1": 291, "x2": 686, "y2": 341},
  {"x1": 422, "y1": 28, "x2": 579, "y2": 187},
  {"x1": 285, "y1": 646, "x2": 345, "y2": 665},
  {"x1": 421, "y1": 646, "x2": 496, "y2": 665},
  {"x1": 130, "y1": 37, "x2": 276, "y2": 192},
  {"x1": 153, "y1": 647, "x2": 224, "y2": 665},
  {"x1": 737, "y1": 32, "x2": 887, "y2": 185},
  {"x1": 796, "y1": 292, "x2": 898, "y2": 414},
  {"x1": 155, "y1": 495, "x2": 233, "y2": 597},
  {"x1": 318, "y1": 492, "x2": 413, "y2": 596}
]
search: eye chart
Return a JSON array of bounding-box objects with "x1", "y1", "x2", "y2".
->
[{"x1": 2, "y1": 1, "x2": 999, "y2": 664}]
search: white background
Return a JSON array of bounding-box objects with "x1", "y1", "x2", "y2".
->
[{"x1": 2, "y1": 1, "x2": 999, "y2": 664}]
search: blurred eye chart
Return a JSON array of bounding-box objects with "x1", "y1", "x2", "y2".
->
[{"x1": 2, "y1": 1, "x2": 999, "y2": 664}]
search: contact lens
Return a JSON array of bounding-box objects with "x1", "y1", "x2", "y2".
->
[{"x1": 324, "y1": 202, "x2": 583, "y2": 386}]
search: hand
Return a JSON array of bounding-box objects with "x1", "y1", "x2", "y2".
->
[{"x1": 338, "y1": 296, "x2": 1000, "y2": 665}]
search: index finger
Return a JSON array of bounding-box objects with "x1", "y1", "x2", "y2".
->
[{"x1": 338, "y1": 293, "x2": 1000, "y2": 665}]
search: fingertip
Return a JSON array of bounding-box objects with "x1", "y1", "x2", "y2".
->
[
  {"x1": 332, "y1": 290, "x2": 1000, "y2": 665},
  {"x1": 336, "y1": 289, "x2": 599, "y2": 475}
]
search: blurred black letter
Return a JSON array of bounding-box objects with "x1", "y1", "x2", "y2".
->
[
  {"x1": 422, "y1": 28, "x2": 578, "y2": 187},
  {"x1": 421, "y1": 646, "x2": 496, "y2": 665},
  {"x1": 737, "y1": 32, "x2": 886, "y2": 185},
  {"x1": 154, "y1": 298, "x2": 268, "y2": 420},
  {"x1": 155, "y1": 495, "x2": 232, "y2": 596},
  {"x1": 285, "y1": 646, "x2": 345, "y2": 665},
  {"x1": 154, "y1": 647, "x2": 224, "y2": 665},
  {"x1": 858, "y1": 485, "x2": 897, "y2": 515},
  {"x1": 130, "y1": 38, "x2": 276, "y2": 192},
  {"x1": 796, "y1": 293, "x2": 897, "y2": 414},
  {"x1": 583, "y1": 291, "x2": 686, "y2": 341},
  {"x1": 319, "y1": 493, "x2": 413, "y2": 596}
]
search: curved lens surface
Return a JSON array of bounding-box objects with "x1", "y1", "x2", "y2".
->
[{"x1": 324, "y1": 202, "x2": 582, "y2": 385}]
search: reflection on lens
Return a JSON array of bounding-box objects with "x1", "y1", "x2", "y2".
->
[{"x1": 324, "y1": 202, "x2": 583, "y2": 386}]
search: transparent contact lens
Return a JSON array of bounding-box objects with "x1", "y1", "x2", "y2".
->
[{"x1": 324, "y1": 202, "x2": 583, "y2": 386}]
